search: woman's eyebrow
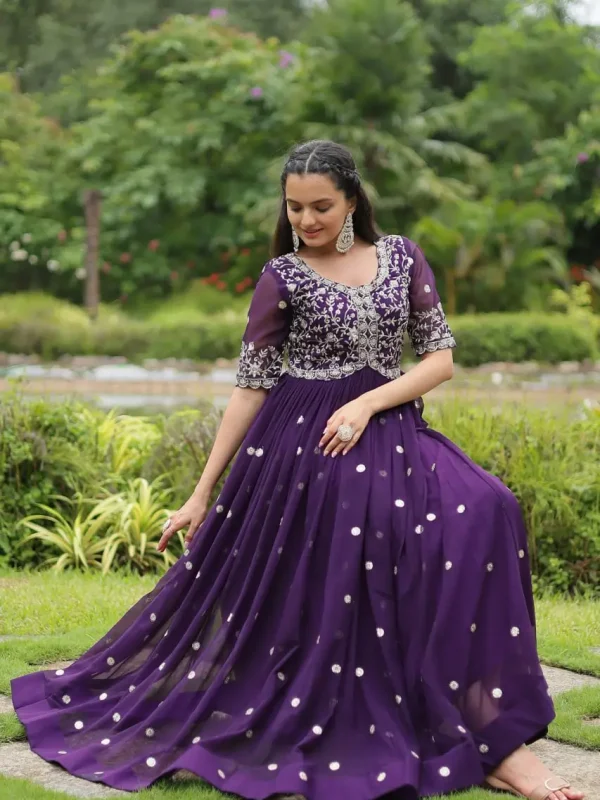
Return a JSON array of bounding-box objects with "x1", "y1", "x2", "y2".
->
[{"x1": 286, "y1": 197, "x2": 333, "y2": 205}]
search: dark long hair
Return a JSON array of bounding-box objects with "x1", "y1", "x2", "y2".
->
[{"x1": 272, "y1": 140, "x2": 380, "y2": 258}]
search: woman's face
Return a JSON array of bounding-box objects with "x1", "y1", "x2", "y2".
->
[{"x1": 285, "y1": 173, "x2": 355, "y2": 250}]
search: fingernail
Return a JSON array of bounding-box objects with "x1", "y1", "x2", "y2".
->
[{"x1": 331, "y1": 452, "x2": 337, "y2": 458}]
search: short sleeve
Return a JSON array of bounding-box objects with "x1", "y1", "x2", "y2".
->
[
  {"x1": 235, "y1": 262, "x2": 292, "y2": 389},
  {"x1": 406, "y1": 241, "x2": 456, "y2": 356}
]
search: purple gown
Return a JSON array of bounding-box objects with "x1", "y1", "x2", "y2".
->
[{"x1": 11, "y1": 234, "x2": 555, "y2": 798}]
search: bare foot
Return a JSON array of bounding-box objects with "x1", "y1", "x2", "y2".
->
[{"x1": 487, "y1": 745, "x2": 585, "y2": 800}]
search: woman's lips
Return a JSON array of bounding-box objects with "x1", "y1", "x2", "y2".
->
[{"x1": 302, "y1": 229, "x2": 323, "y2": 238}]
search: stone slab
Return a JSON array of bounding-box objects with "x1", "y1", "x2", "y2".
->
[
  {"x1": 542, "y1": 664, "x2": 600, "y2": 695},
  {"x1": 529, "y1": 738, "x2": 600, "y2": 799},
  {"x1": 0, "y1": 742, "x2": 128, "y2": 798}
]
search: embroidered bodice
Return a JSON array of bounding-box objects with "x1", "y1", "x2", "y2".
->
[{"x1": 235, "y1": 234, "x2": 456, "y2": 389}]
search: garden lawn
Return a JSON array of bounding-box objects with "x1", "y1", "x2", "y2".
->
[{"x1": 0, "y1": 570, "x2": 598, "y2": 799}]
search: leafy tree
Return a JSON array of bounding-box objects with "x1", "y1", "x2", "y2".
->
[
  {"x1": 0, "y1": 74, "x2": 78, "y2": 295},
  {"x1": 412, "y1": 197, "x2": 569, "y2": 313},
  {"x1": 0, "y1": 0, "x2": 309, "y2": 96},
  {"x1": 457, "y1": 3, "x2": 600, "y2": 162},
  {"x1": 298, "y1": 0, "x2": 487, "y2": 232},
  {"x1": 66, "y1": 14, "x2": 304, "y2": 299}
]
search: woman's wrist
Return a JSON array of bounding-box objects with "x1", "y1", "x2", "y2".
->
[{"x1": 193, "y1": 483, "x2": 213, "y2": 502}]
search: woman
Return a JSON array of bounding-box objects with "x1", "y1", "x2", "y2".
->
[{"x1": 12, "y1": 140, "x2": 583, "y2": 800}]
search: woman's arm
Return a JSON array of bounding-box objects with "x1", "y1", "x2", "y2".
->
[
  {"x1": 192, "y1": 386, "x2": 269, "y2": 501},
  {"x1": 362, "y1": 349, "x2": 454, "y2": 415}
]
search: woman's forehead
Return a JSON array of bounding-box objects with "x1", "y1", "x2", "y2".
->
[{"x1": 285, "y1": 173, "x2": 340, "y2": 202}]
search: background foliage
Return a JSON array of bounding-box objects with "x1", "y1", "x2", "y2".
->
[
  {"x1": 0, "y1": 0, "x2": 598, "y2": 313},
  {"x1": 1, "y1": 391, "x2": 598, "y2": 594}
]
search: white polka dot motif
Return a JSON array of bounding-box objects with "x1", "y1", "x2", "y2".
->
[
  {"x1": 74, "y1": 721, "x2": 84, "y2": 730},
  {"x1": 55, "y1": 669, "x2": 64, "y2": 676},
  {"x1": 312, "y1": 725, "x2": 323, "y2": 735},
  {"x1": 439, "y1": 766, "x2": 451, "y2": 777},
  {"x1": 377, "y1": 772, "x2": 386, "y2": 782},
  {"x1": 351, "y1": 527, "x2": 361, "y2": 536},
  {"x1": 101, "y1": 738, "x2": 110, "y2": 745},
  {"x1": 356, "y1": 464, "x2": 366, "y2": 473},
  {"x1": 395, "y1": 499, "x2": 405, "y2": 508},
  {"x1": 329, "y1": 762, "x2": 340, "y2": 771}
]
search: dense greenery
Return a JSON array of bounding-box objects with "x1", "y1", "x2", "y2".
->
[
  {"x1": 1, "y1": 391, "x2": 598, "y2": 594},
  {"x1": 0, "y1": 0, "x2": 598, "y2": 314},
  {"x1": 1, "y1": 291, "x2": 597, "y2": 364}
]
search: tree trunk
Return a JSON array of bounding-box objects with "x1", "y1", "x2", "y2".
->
[
  {"x1": 83, "y1": 189, "x2": 102, "y2": 320},
  {"x1": 444, "y1": 266, "x2": 457, "y2": 316}
]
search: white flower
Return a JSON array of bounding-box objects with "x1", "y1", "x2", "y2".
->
[
  {"x1": 29, "y1": 255, "x2": 38, "y2": 264},
  {"x1": 47, "y1": 259, "x2": 60, "y2": 272},
  {"x1": 12, "y1": 249, "x2": 28, "y2": 261},
  {"x1": 9, "y1": 241, "x2": 20, "y2": 251},
  {"x1": 75, "y1": 267, "x2": 86, "y2": 280},
  {"x1": 22, "y1": 233, "x2": 32, "y2": 243}
]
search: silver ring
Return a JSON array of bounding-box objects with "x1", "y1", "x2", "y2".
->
[
  {"x1": 337, "y1": 424, "x2": 354, "y2": 442},
  {"x1": 161, "y1": 518, "x2": 172, "y2": 534}
]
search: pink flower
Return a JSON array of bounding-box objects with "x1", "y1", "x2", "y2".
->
[
  {"x1": 148, "y1": 239, "x2": 160, "y2": 251},
  {"x1": 209, "y1": 8, "x2": 227, "y2": 18},
  {"x1": 250, "y1": 86, "x2": 263, "y2": 98},
  {"x1": 279, "y1": 50, "x2": 294, "y2": 68},
  {"x1": 577, "y1": 152, "x2": 590, "y2": 164}
]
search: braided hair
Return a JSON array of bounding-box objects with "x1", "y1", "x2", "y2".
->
[{"x1": 272, "y1": 140, "x2": 380, "y2": 258}]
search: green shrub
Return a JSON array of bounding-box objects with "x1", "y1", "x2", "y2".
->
[
  {"x1": 448, "y1": 312, "x2": 599, "y2": 366},
  {"x1": 0, "y1": 293, "x2": 597, "y2": 365},
  {"x1": 425, "y1": 400, "x2": 600, "y2": 595},
  {"x1": 1, "y1": 391, "x2": 599, "y2": 592}
]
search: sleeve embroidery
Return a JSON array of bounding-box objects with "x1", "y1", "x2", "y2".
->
[
  {"x1": 235, "y1": 263, "x2": 292, "y2": 389},
  {"x1": 406, "y1": 242, "x2": 456, "y2": 357}
]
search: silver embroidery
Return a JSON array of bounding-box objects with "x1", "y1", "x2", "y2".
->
[{"x1": 235, "y1": 235, "x2": 455, "y2": 386}]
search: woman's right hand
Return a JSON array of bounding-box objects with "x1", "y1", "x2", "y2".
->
[{"x1": 157, "y1": 492, "x2": 209, "y2": 552}]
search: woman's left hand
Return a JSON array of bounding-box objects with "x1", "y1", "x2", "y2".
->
[{"x1": 319, "y1": 396, "x2": 375, "y2": 457}]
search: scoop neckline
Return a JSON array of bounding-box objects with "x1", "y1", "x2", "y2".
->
[{"x1": 289, "y1": 237, "x2": 386, "y2": 292}]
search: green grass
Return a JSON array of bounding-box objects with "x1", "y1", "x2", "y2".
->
[
  {"x1": 536, "y1": 594, "x2": 600, "y2": 677},
  {"x1": 0, "y1": 571, "x2": 598, "y2": 799}
]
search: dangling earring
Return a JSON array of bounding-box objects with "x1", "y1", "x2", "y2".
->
[
  {"x1": 292, "y1": 228, "x2": 300, "y2": 253},
  {"x1": 336, "y1": 212, "x2": 354, "y2": 254}
]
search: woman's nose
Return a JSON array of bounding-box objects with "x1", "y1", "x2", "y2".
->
[{"x1": 302, "y1": 212, "x2": 316, "y2": 228}]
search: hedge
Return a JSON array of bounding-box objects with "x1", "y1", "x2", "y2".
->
[
  {"x1": 1, "y1": 391, "x2": 598, "y2": 594},
  {"x1": 0, "y1": 293, "x2": 598, "y2": 365}
]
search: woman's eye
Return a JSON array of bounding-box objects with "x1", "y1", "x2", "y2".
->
[{"x1": 316, "y1": 207, "x2": 331, "y2": 213}]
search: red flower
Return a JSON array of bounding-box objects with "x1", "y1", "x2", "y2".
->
[
  {"x1": 57, "y1": 229, "x2": 67, "y2": 242},
  {"x1": 101, "y1": 262, "x2": 111, "y2": 274},
  {"x1": 570, "y1": 265, "x2": 586, "y2": 281},
  {"x1": 148, "y1": 239, "x2": 160, "y2": 251},
  {"x1": 235, "y1": 281, "x2": 246, "y2": 293},
  {"x1": 170, "y1": 271, "x2": 179, "y2": 281},
  {"x1": 220, "y1": 252, "x2": 231, "y2": 264},
  {"x1": 120, "y1": 252, "x2": 132, "y2": 264},
  {"x1": 240, "y1": 248, "x2": 251, "y2": 257},
  {"x1": 216, "y1": 280, "x2": 227, "y2": 290}
]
